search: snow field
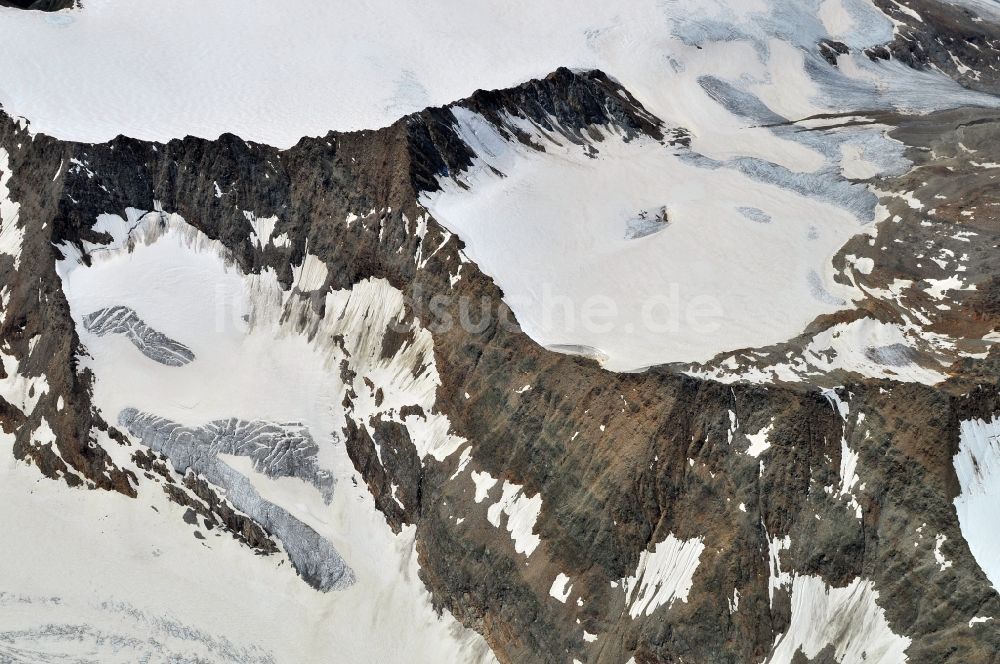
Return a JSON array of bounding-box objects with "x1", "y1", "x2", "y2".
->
[{"x1": 50, "y1": 209, "x2": 496, "y2": 663}]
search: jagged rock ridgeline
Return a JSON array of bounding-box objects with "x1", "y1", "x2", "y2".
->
[
  {"x1": 865, "y1": 0, "x2": 1000, "y2": 96},
  {"x1": 0, "y1": 0, "x2": 77, "y2": 10},
  {"x1": 403, "y1": 67, "x2": 667, "y2": 193},
  {"x1": 1, "y1": 57, "x2": 999, "y2": 664}
]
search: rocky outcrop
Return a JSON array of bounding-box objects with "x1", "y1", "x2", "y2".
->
[
  {"x1": 1, "y1": 65, "x2": 999, "y2": 662},
  {"x1": 818, "y1": 38, "x2": 850, "y2": 66},
  {"x1": 0, "y1": 0, "x2": 77, "y2": 10},
  {"x1": 868, "y1": 0, "x2": 1000, "y2": 96},
  {"x1": 0, "y1": 117, "x2": 135, "y2": 495},
  {"x1": 403, "y1": 67, "x2": 666, "y2": 195},
  {"x1": 344, "y1": 418, "x2": 423, "y2": 533}
]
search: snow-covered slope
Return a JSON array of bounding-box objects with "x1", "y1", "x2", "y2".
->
[
  {"x1": 422, "y1": 107, "x2": 867, "y2": 369},
  {"x1": 47, "y1": 208, "x2": 496, "y2": 663},
  {"x1": 0, "y1": 0, "x2": 995, "y2": 148},
  {"x1": 401, "y1": 1, "x2": 997, "y2": 372},
  {"x1": 0, "y1": 432, "x2": 492, "y2": 664},
  {"x1": 955, "y1": 416, "x2": 1000, "y2": 591}
]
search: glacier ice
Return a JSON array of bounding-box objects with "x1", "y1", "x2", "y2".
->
[
  {"x1": 119, "y1": 408, "x2": 352, "y2": 592},
  {"x1": 83, "y1": 306, "x2": 196, "y2": 367}
]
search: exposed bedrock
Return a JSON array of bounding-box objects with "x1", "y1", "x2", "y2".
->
[
  {"x1": 868, "y1": 0, "x2": 1000, "y2": 96},
  {"x1": 344, "y1": 417, "x2": 423, "y2": 534},
  {"x1": 0, "y1": 0, "x2": 76, "y2": 10}
]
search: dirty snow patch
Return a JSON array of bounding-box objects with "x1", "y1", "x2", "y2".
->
[
  {"x1": 768, "y1": 575, "x2": 911, "y2": 664},
  {"x1": 486, "y1": 481, "x2": 543, "y2": 557}
]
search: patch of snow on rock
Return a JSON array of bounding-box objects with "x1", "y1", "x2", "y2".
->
[
  {"x1": 291, "y1": 250, "x2": 329, "y2": 292},
  {"x1": 0, "y1": 148, "x2": 24, "y2": 270},
  {"x1": 486, "y1": 481, "x2": 543, "y2": 557},
  {"x1": 745, "y1": 421, "x2": 773, "y2": 458},
  {"x1": 954, "y1": 416, "x2": 1000, "y2": 590},
  {"x1": 620, "y1": 533, "x2": 705, "y2": 618},
  {"x1": 768, "y1": 575, "x2": 911, "y2": 664},
  {"x1": 550, "y1": 573, "x2": 572, "y2": 603}
]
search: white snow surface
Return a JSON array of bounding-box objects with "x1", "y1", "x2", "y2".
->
[
  {"x1": 471, "y1": 470, "x2": 498, "y2": 503},
  {"x1": 291, "y1": 250, "x2": 329, "y2": 292},
  {"x1": 485, "y1": 480, "x2": 544, "y2": 557},
  {"x1": 0, "y1": 345, "x2": 48, "y2": 418},
  {"x1": 0, "y1": 0, "x2": 994, "y2": 150},
  {"x1": 765, "y1": 525, "x2": 909, "y2": 663},
  {"x1": 244, "y1": 211, "x2": 279, "y2": 250},
  {"x1": 954, "y1": 416, "x2": 1000, "y2": 590},
  {"x1": 620, "y1": 534, "x2": 705, "y2": 618},
  {"x1": 46, "y1": 209, "x2": 496, "y2": 663},
  {"x1": 0, "y1": 432, "x2": 495, "y2": 664},
  {"x1": 745, "y1": 422, "x2": 774, "y2": 458},
  {"x1": 768, "y1": 575, "x2": 911, "y2": 664},
  {"x1": 423, "y1": 109, "x2": 865, "y2": 369},
  {"x1": 549, "y1": 573, "x2": 573, "y2": 603},
  {"x1": 838, "y1": 434, "x2": 863, "y2": 520},
  {"x1": 0, "y1": 148, "x2": 23, "y2": 271},
  {"x1": 768, "y1": 533, "x2": 794, "y2": 606}
]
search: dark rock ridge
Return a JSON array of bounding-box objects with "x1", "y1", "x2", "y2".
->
[
  {"x1": 405, "y1": 67, "x2": 666, "y2": 194},
  {"x1": 868, "y1": 0, "x2": 1000, "y2": 96},
  {"x1": 817, "y1": 38, "x2": 850, "y2": 67},
  {"x1": 1, "y1": 66, "x2": 999, "y2": 662},
  {"x1": 0, "y1": 0, "x2": 77, "y2": 10},
  {"x1": 344, "y1": 417, "x2": 423, "y2": 534}
]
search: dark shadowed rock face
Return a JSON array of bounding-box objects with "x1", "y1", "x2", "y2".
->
[
  {"x1": 403, "y1": 67, "x2": 665, "y2": 194},
  {"x1": 0, "y1": 0, "x2": 76, "y2": 10},
  {"x1": 818, "y1": 38, "x2": 850, "y2": 66},
  {"x1": 2, "y1": 64, "x2": 999, "y2": 663}
]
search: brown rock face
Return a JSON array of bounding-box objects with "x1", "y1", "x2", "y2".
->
[
  {"x1": 867, "y1": 0, "x2": 1000, "y2": 96},
  {"x1": 1, "y1": 65, "x2": 999, "y2": 663}
]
